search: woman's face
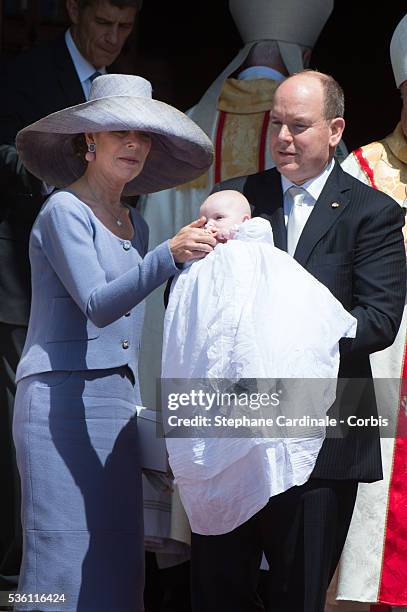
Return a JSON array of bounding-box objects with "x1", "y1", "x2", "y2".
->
[{"x1": 88, "y1": 130, "x2": 152, "y2": 183}]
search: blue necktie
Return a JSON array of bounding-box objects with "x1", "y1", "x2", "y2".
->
[{"x1": 89, "y1": 71, "x2": 102, "y2": 83}]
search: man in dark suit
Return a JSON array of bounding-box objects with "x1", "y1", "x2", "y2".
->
[
  {"x1": 190, "y1": 71, "x2": 406, "y2": 612},
  {"x1": 0, "y1": 0, "x2": 141, "y2": 586}
]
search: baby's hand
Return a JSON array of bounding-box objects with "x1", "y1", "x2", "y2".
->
[
  {"x1": 216, "y1": 226, "x2": 239, "y2": 242},
  {"x1": 215, "y1": 229, "x2": 232, "y2": 243},
  {"x1": 203, "y1": 222, "x2": 239, "y2": 243},
  {"x1": 204, "y1": 221, "x2": 225, "y2": 243}
]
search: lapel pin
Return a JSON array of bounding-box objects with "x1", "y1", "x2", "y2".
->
[{"x1": 331, "y1": 202, "x2": 340, "y2": 209}]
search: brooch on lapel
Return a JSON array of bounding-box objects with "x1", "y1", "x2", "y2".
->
[{"x1": 331, "y1": 202, "x2": 340, "y2": 209}]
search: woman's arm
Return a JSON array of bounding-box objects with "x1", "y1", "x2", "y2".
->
[{"x1": 41, "y1": 200, "x2": 178, "y2": 327}]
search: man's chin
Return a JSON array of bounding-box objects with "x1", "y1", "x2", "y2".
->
[
  {"x1": 93, "y1": 52, "x2": 119, "y2": 69},
  {"x1": 277, "y1": 155, "x2": 297, "y2": 166},
  {"x1": 275, "y1": 158, "x2": 299, "y2": 176}
]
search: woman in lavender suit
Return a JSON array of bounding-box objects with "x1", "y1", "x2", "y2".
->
[{"x1": 12, "y1": 74, "x2": 214, "y2": 612}]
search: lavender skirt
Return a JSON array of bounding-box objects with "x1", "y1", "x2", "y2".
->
[{"x1": 13, "y1": 367, "x2": 144, "y2": 612}]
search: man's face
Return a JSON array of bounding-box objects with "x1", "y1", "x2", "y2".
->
[
  {"x1": 269, "y1": 74, "x2": 344, "y2": 185},
  {"x1": 67, "y1": 0, "x2": 137, "y2": 69},
  {"x1": 400, "y1": 81, "x2": 407, "y2": 139}
]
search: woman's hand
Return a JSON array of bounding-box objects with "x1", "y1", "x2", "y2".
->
[{"x1": 169, "y1": 217, "x2": 217, "y2": 263}]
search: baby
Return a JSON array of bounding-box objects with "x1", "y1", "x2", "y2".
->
[
  {"x1": 200, "y1": 190, "x2": 251, "y2": 243},
  {"x1": 162, "y1": 187, "x2": 357, "y2": 537}
]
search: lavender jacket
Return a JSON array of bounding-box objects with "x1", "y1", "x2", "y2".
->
[{"x1": 16, "y1": 191, "x2": 177, "y2": 402}]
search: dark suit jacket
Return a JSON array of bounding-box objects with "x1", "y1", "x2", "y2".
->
[
  {"x1": 213, "y1": 162, "x2": 406, "y2": 482},
  {"x1": 0, "y1": 35, "x2": 86, "y2": 325}
]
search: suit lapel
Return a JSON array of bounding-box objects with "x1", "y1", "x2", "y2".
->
[
  {"x1": 52, "y1": 37, "x2": 86, "y2": 108},
  {"x1": 248, "y1": 168, "x2": 287, "y2": 251},
  {"x1": 294, "y1": 163, "x2": 352, "y2": 266}
]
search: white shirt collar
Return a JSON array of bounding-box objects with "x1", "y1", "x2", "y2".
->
[
  {"x1": 65, "y1": 29, "x2": 107, "y2": 98},
  {"x1": 237, "y1": 65, "x2": 285, "y2": 81},
  {"x1": 281, "y1": 158, "x2": 335, "y2": 202}
]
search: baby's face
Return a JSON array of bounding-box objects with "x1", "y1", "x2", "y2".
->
[
  {"x1": 201, "y1": 205, "x2": 243, "y2": 232},
  {"x1": 200, "y1": 191, "x2": 251, "y2": 242},
  {"x1": 200, "y1": 200, "x2": 246, "y2": 235}
]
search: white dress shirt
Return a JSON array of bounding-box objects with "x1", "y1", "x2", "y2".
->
[
  {"x1": 65, "y1": 29, "x2": 107, "y2": 100},
  {"x1": 282, "y1": 158, "x2": 335, "y2": 228}
]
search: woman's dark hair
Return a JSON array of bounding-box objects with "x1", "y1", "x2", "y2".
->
[{"x1": 72, "y1": 134, "x2": 88, "y2": 159}]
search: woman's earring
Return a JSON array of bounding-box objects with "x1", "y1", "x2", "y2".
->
[{"x1": 85, "y1": 142, "x2": 96, "y2": 162}]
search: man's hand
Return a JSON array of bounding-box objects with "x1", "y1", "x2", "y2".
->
[{"x1": 169, "y1": 216, "x2": 216, "y2": 263}]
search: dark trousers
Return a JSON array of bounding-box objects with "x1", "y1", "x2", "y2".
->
[
  {"x1": 191, "y1": 478, "x2": 358, "y2": 612},
  {"x1": 144, "y1": 553, "x2": 192, "y2": 612},
  {"x1": 0, "y1": 323, "x2": 25, "y2": 582}
]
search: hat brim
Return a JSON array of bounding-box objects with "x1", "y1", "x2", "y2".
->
[{"x1": 16, "y1": 96, "x2": 214, "y2": 195}]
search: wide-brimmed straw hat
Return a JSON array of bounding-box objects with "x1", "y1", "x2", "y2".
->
[{"x1": 16, "y1": 74, "x2": 214, "y2": 195}]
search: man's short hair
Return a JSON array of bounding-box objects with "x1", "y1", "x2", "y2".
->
[
  {"x1": 77, "y1": 0, "x2": 143, "y2": 11},
  {"x1": 319, "y1": 73, "x2": 345, "y2": 120}
]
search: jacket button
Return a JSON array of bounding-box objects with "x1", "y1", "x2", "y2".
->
[
  {"x1": 122, "y1": 241, "x2": 131, "y2": 251},
  {"x1": 122, "y1": 340, "x2": 130, "y2": 349},
  {"x1": 124, "y1": 312, "x2": 131, "y2": 317}
]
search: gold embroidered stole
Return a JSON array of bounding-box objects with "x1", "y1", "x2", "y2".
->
[
  {"x1": 178, "y1": 78, "x2": 279, "y2": 190},
  {"x1": 356, "y1": 122, "x2": 407, "y2": 238}
]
